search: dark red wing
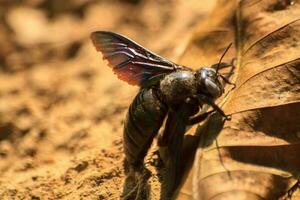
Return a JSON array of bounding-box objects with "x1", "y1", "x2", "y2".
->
[{"x1": 91, "y1": 31, "x2": 180, "y2": 87}]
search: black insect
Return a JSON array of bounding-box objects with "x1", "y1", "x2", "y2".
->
[{"x1": 91, "y1": 31, "x2": 234, "y2": 199}]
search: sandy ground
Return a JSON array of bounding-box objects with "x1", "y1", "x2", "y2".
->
[{"x1": 0, "y1": 0, "x2": 215, "y2": 199}]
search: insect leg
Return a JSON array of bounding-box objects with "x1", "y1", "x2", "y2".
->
[
  {"x1": 187, "y1": 109, "x2": 215, "y2": 125},
  {"x1": 122, "y1": 164, "x2": 139, "y2": 200},
  {"x1": 219, "y1": 74, "x2": 236, "y2": 88},
  {"x1": 212, "y1": 59, "x2": 236, "y2": 88},
  {"x1": 198, "y1": 95, "x2": 231, "y2": 120},
  {"x1": 135, "y1": 167, "x2": 151, "y2": 199},
  {"x1": 211, "y1": 57, "x2": 236, "y2": 70},
  {"x1": 286, "y1": 177, "x2": 300, "y2": 199},
  {"x1": 210, "y1": 101, "x2": 231, "y2": 120},
  {"x1": 222, "y1": 58, "x2": 236, "y2": 86},
  {"x1": 211, "y1": 62, "x2": 233, "y2": 70}
]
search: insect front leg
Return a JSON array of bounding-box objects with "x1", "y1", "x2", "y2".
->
[
  {"x1": 210, "y1": 61, "x2": 233, "y2": 70},
  {"x1": 282, "y1": 176, "x2": 300, "y2": 200},
  {"x1": 210, "y1": 101, "x2": 231, "y2": 120},
  {"x1": 197, "y1": 95, "x2": 231, "y2": 120},
  {"x1": 187, "y1": 109, "x2": 215, "y2": 125},
  {"x1": 211, "y1": 58, "x2": 236, "y2": 87}
]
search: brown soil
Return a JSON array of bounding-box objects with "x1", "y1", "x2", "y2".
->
[{"x1": 0, "y1": 0, "x2": 215, "y2": 199}]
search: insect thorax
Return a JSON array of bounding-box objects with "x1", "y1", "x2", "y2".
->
[{"x1": 159, "y1": 70, "x2": 198, "y2": 106}]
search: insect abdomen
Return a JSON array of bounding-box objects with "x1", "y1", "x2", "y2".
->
[{"x1": 123, "y1": 88, "x2": 167, "y2": 167}]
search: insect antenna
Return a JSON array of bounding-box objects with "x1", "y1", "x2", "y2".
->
[
  {"x1": 215, "y1": 43, "x2": 232, "y2": 75},
  {"x1": 215, "y1": 43, "x2": 236, "y2": 88}
]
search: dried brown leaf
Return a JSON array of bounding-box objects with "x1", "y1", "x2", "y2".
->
[{"x1": 177, "y1": 0, "x2": 300, "y2": 199}]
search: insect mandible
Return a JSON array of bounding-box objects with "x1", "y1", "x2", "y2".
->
[{"x1": 90, "y1": 31, "x2": 235, "y2": 199}]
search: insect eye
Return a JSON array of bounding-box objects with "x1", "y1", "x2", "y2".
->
[{"x1": 208, "y1": 71, "x2": 217, "y2": 79}]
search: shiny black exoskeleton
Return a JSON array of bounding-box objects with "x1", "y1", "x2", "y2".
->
[
  {"x1": 124, "y1": 68, "x2": 231, "y2": 199},
  {"x1": 91, "y1": 31, "x2": 234, "y2": 200}
]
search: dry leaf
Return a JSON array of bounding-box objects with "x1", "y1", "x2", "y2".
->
[{"x1": 177, "y1": 0, "x2": 300, "y2": 199}]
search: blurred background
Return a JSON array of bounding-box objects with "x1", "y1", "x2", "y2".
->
[{"x1": 0, "y1": 0, "x2": 215, "y2": 199}]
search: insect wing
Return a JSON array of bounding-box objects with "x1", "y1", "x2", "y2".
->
[
  {"x1": 91, "y1": 31, "x2": 179, "y2": 87},
  {"x1": 161, "y1": 104, "x2": 195, "y2": 197}
]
